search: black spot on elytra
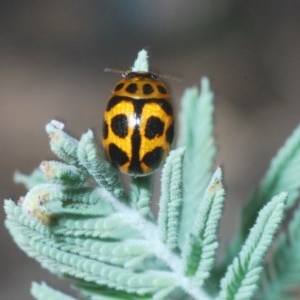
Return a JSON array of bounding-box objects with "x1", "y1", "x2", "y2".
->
[
  {"x1": 108, "y1": 143, "x2": 129, "y2": 166},
  {"x1": 102, "y1": 120, "x2": 108, "y2": 139},
  {"x1": 145, "y1": 116, "x2": 165, "y2": 139},
  {"x1": 158, "y1": 101, "x2": 172, "y2": 117},
  {"x1": 106, "y1": 96, "x2": 123, "y2": 111},
  {"x1": 114, "y1": 82, "x2": 124, "y2": 91},
  {"x1": 142, "y1": 147, "x2": 164, "y2": 169},
  {"x1": 166, "y1": 122, "x2": 174, "y2": 144},
  {"x1": 126, "y1": 83, "x2": 138, "y2": 94},
  {"x1": 111, "y1": 114, "x2": 128, "y2": 138},
  {"x1": 143, "y1": 83, "x2": 154, "y2": 95},
  {"x1": 157, "y1": 85, "x2": 167, "y2": 95}
]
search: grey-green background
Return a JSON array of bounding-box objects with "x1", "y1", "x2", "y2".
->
[{"x1": 1, "y1": 1, "x2": 300, "y2": 299}]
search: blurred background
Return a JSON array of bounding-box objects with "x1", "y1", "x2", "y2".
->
[{"x1": 0, "y1": 1, "x2": 300, "y2": 298}]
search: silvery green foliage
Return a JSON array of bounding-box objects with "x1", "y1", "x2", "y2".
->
[
  {"x1": 241, "y1": 124, "x2": 300, "y2": 238},
  {"x1": 4, "y1": 51, "x2": 300, "y2": 299},
  {"x1": 214, "y1": 122, "x2": 300, "y2": 291},
  {"x1": 256, "y1": 200, "x2": 300, "y2": 300},
  {"x1": 178, "y1": 77, "x2": 216, "y2": 248},
  {"x1": 218, "y1": 193, "x2": 286, "y2": 300}
]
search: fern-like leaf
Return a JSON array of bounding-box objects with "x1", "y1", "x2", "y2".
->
[
  {"x1": 179, "y1": 77, "x2": 216, "y2": 248},
  {"x1": 77, "y1": 130, "x2": 124, "y2": 198},
  {"x1": 257, "y1": 202, "x2": 300, "y2": 300},
  {"x1": 53, "y1": 213, "x2": 141, "y2": 240},
  {"x1": 158, "y1": 147, "x2": 185, "y2": 250},
  {"x1": 20, "y1": 184, "x2": 113, "y2": 224},
  {"x1": 43, "y1": 187, "x2": 114, "y2": 217},
  {"x1": 60, "y1": 236, "x2": 151, "y2": 269},
  {"x1": 46, "y1": 120, "x2": 80, "y2": 166},
  {"x1": 242, "y1": 124, "x2": 300, "y2": 238},
  {"x1": 219, "y1": 192, "x2": 286, "y2": 300},
  {"x1": 40, "y1": 160, "x2": 88, "y2": 187},
  {"x1": 5, "y1": 200, "x2": 177, "y2": 297},
  {"x1": 182, "y1": 167, "x2": 225, "y2": 286}
]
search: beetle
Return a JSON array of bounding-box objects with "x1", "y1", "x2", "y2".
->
[{"x1": 102, "y1": 71, "x2": 174, "y2": 176}]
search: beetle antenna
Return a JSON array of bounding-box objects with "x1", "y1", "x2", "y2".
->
[
  {"x1": 104, "y1": 68, "x2": 128, "y2": 74},
  {"x1": 156, "y1": 72, "x2": 182, "y2": 83}
]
